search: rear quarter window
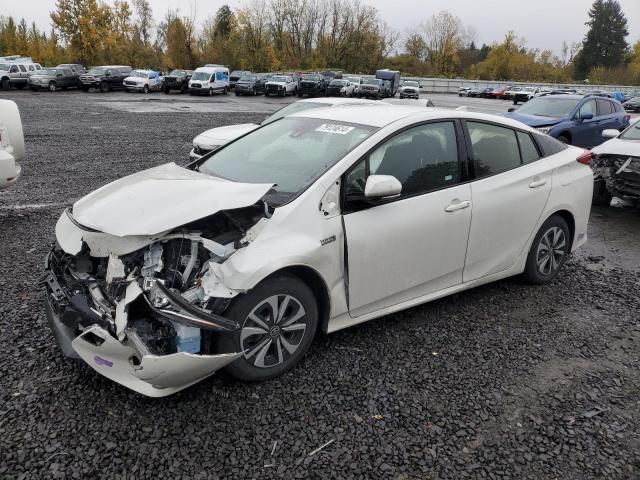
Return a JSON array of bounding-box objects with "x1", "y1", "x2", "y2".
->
[{"x1": 533, "y1": 133, "x2": 569, "y2": 157}]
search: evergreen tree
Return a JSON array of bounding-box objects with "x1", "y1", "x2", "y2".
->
[{"x1": 574, "y1": 0, "x2": 628, "y2": 79}]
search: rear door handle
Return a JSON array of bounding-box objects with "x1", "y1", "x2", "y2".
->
[
  {"x1": 529, "y1": 179, "x2": 547, "y2": 189},
  {"x1": 444, "y1": 200, "x2": 471, "y2": 212}
]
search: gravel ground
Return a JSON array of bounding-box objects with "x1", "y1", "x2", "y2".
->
[{"x1": 1, "y1": 90, "x2": 640, "y2": 480}]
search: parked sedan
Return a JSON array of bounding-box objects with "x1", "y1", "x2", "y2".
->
[
  {"x1": 0, "y1": 100, "x2": 24, "y2": 190},
  {"x1": 590, "y1": 123, "x2": 640, "y2": 205},
  {"x1": 28, "y1": 67, "x2": 79, "y2": 91},
  {"x1": 490, "y1": 85, "x2": 513, "y2": 99},
  {"x1": 44, "y1": 105, "x2": 593, "y2": 397},
  {"x1": 504, "y1": 95, "x2": 630, "y2": 148}
]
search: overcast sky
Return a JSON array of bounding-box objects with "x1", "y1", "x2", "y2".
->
[{"x1": 3, "y1": 0, "x2": 640, "y2": 54}]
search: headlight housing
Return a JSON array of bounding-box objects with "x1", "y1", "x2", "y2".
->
[{"x1": 537, "y1": 127, "x2": 553, "y2": 135}]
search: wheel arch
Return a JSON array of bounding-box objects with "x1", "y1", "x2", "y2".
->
[
  {"x1": 546, "y1": 209, "x2": 576, "y2": 249},
  {"x1": 556, "y1": 130, "x2": 572, "y2": 143},
  {"x1": 261, "y1": 265, "x2": 331, "y2": 336}
]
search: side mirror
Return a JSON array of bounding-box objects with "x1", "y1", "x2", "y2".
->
[
  {"x1": 602, "y1": 129, "x2": 620, "y2": 139},
  {"x1": 364, "y1": 175, "x2": 402, "y2": 199},
  {"x1": 105, "y1": 71, "x2": 111, "y2": 77},
  {"x1": 507, "y1": 107, "x2": 516, "y2": 113},
  {"x1": 580, "y1": 112, "x2": 594, "y2": 121}
]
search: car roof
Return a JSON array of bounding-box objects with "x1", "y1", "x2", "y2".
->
[{"x1": 291, "y1": 105, "x2": 541, "y2": 131}]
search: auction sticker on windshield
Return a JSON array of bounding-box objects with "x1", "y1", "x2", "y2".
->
[{"x1": 315, "y1": 124, "x2": 355, "y2": 135}]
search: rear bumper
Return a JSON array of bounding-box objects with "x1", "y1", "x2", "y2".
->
[{"x1": 0, "y1": 161, "x2": 21, "y2": 190}]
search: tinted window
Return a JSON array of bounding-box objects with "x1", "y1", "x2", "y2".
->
[
  {"x1": 10, "y1": 66, "x2": 18, "y2": 73},
  {"x1": 467, "y1": 122, "x2": 521, "y2": 177},
  {"x1": 28, "y1": 65, "x2": 34, "y2": 71},
  {"x1": 346, "y1": 122, "x2": 460, "y2": 199},
  {"x1": 533, "y1": 133, "x2": 568, "y2": 157},
  {"x1": 578, "y1": 99, "x2": 596, "y2": 117},
  {"x1": 64, "y1": 69, "x2": 72, "y2": 75},
  {"x1": 517, "y1": 131, "x2": 541, "y2": 164},
  {"x1": 19, "y1": 65, "x2": 26, "y2": 72},
  {"x1": 597, "y1": 99, "x2": 614, "y2": 115}
]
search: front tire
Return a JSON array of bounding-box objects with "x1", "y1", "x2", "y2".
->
[
  {"x1": 143, "y1": 84, "x2": 149, "y2": 94},
  {"x1": 218, "y1": 275, "x2": 318, "y2": 381},
  {"x1": 99, "y1": 82, "x2": 108, "y2": 93},
  {"x1": 557, "y1": 134, "x2": 570, "y2": 144},
  {"x1": 49, "y1": 81, "x2": 57, "y2": 92},
  {"x1": 523, "y1": 216, "x2": 571, "y2": 285}
]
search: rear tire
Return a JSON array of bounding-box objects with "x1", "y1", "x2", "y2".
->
[
  {"x1": 217, "y1": 275, "x2": 318, "y2": 382},
  {"x1": 49, "y1": 81, "x2": 56, "y2": 92},
  {"x1": 99, "y1": 82, "x2": 107, "y2": 93},
  {"x1": 523, "y1": 215, "x2": 571, "y2": 285}
]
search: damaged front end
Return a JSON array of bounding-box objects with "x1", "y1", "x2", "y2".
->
[
  {"x1": 591, "y1": 154, "x2": 640, "y2": 202},
  {"x1": 43, "y1": 203, "x2": 268, "y2": 397}
]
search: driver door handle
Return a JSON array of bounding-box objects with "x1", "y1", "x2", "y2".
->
[
  {"x1": 444, "y1": 200, "x2": 471, "y2": 212},
  {"x1": 529, "y1": 179, "x2": 547, "y2": 189}
]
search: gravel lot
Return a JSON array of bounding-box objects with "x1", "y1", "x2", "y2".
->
[{"x1": 1, "y1": 89, "x2": 639, "y2": 480}]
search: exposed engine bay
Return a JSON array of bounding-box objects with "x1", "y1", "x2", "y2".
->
[
  {"x1": 591, "y1": 154, "x2": 640, "y2": 203},
  {"x1": 43, "y1": 203, "x2": 269, "y2": 396}
]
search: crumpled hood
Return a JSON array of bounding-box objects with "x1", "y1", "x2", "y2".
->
[
  {"x1": 502, "y1": 113, "x2": 563, "y2": 128},
  {"x1": 592, "y1": 137, "x2": 640, "y2": 156},
  {"x1": 194, "y1": 123, "x2": 259, "y2": 148},
  {"x1": 71, "y1": 162, "x2": 273, "y2": 237}
]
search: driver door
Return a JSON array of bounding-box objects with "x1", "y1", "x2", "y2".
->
[{"x1": 342, "y1": 121, "x2": 472, "y2": 317}]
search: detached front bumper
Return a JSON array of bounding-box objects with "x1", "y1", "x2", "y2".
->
[{"x1": 43, "y1": 250, "x2": 242, "y2": 397}]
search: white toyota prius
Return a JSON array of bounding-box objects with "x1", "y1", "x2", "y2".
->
[{"x1": 44, "y1": 105, "x2": 593, "y2": 396}]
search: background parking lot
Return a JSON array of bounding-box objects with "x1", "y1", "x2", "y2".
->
[{"x1": 1, "y1": 90, "x2": 639, "y2": 480}]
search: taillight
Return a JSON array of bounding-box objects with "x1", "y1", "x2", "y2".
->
[{"x1": 577, "y1": 150, "x2": 593, "y2": 165}]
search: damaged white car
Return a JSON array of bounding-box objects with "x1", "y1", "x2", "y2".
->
[
  {"x1": 44, "y1": 106, "x2": 593, "y2": 397},
  {"x1": 590, "y1": 124, "x2": 640, "y2": 206},
  {"x1": 0, "y1": 99, "x2": 24, "y2": 190}
]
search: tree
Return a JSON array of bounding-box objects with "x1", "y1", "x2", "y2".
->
[
  {"x1": 421, "y1": 11, "x2": 471, "y2": 77},
  {"x1": 404, "y1": 32, "x2": 426, "y2": 61},
  {"x1": 574, "y1": 0, "x2": 629, "y2": 79}
]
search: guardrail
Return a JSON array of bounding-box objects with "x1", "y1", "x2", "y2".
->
[{"x1": 398, "y1": 77, "x2": 639, "y2": 94}]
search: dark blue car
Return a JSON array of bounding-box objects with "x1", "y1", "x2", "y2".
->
[{"x1": 503, "y1": 95, "x2": 630, "y2": 148}]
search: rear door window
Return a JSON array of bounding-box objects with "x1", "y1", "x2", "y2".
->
[
  {"x1": 18, "y1": 65, "x2": 26, "y2": 72},
  {"x1": 596, "y1": 99, "x2": 614, "y2": 116},
  {"x1": 517, "y1": 131, "x2": 541, "y2": 164},
  {"x1": 467, "y1": 122, "x2": 521, "y2": 177}
]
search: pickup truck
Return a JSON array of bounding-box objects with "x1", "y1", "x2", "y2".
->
[
  {"x1": 0, "y1": 62, "x2": 42, "y2": 90},
  {"x1": 163, "y1": 69, "x2": 193, "y2": 93},
  {"x1": 79, "y1": 66, "x2": 131, "y2": 92},
  {"x1": 298, "y1": 74, "x2": 328, "y2": 97},
  {"x1": 357, "y1": 78, "x2": 385, "y2": 99}
]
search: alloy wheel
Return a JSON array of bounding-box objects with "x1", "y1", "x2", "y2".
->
[
  {"x1": 240, "y1": 294, "x2": 308, "y2": 369},
  {"x1": 535, "y1": 226, "x2": 566, "y2": 276}
]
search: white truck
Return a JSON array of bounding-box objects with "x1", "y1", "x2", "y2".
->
[{"x1": 0, "y1": 57, "x2": 43, "y2": 90}]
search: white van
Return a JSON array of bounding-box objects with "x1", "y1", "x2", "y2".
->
[{"x1": 189, "y1": 66, "x2": 229, "y2": 95}]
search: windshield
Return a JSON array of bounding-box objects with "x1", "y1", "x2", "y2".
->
[
  {"x1": 239, "y1": 75, "x2": 257, "y2": 81},
  {"x1": 515, "y1": 98, "x2": 580, "y2": 118},
  {"x1": 302, "y1": 74, "x2": 321, "y2": 81},
  {"x1": 88, "y1": 68, "x2": 106, "y2": 75},
  {"x1": 129, "y1": 70, "x2": 148, "y2": 78},
  {"x1": 270, "y1": 76, "x2": 287, "y2": 82},
  {"x1": 620, "y1": 123, "x2": 640, "y2": 140},
  {"x1": 403, "y1": 81, "x2": 419, "y2": 87},
  {"x1": 199, "y1": 117, "x2": 377, "y2": 203},
  {"x1": 364, "y1": 78, "x2": 382, "y2": 85},
  {"x1": 192, "y1": 71, "x2": 211, "y2": 81},
  {"x1": 262, "y1": 102, "x2": 327, "y2": 125},
  {"x1": 41, "y1": 69, "x2": 59, "y2": 76},
  {"x1": 330, "y1": 80, "x2": 346, "y2": 86},
  {"x1": 169, "y1": 69, "x2": 184, "y2": 76},
  {"x1": 346, "y1": 77, "x2": 360, "y2": 83}
]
